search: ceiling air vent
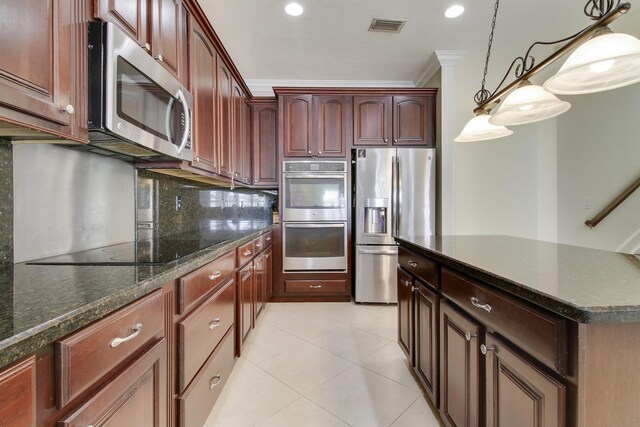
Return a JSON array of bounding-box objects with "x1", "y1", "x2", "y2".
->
[{"x1": 369, "y1": 18, "x2": 406, "y2": 33}]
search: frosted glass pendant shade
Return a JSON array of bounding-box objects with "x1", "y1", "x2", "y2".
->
[
  {"x1": 489, "y1": 83, "x2": 571, "y2": 126},
  {"x1": 455, "y1": 113, "x2": 513, "y2": 142},
  {"x1": 544, "y1": 31, "x2": 640, "y2": 95}
]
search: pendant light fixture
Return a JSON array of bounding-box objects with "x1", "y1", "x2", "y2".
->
[
  {"x1": 457, "y1": 0, "x2": 640, "y2": 142},
  {"x1": 455, "y1": 111, "x2": 513, "y2": 142}
]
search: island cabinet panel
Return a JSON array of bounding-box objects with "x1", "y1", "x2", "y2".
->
[
  {"x1": 397, "y1": 268, "x2": 414, "y2": 360},
  {"x1": 57, "y1": 338, "x2": 166, "y2": 427},
  {"x1": 0, "y1": 0, "x2": 87, "y2": 142},
  {"x1": 398, "y1": 246, "x2": 439, "y2": 290},
  {"x1": 484, "y1": 333, "x2": 566, "y2": 427},
  {"x1": 190, "y1": 19, "x2": 218, "y2": 173},
  {"x1": 282, "y1": 94, "x2": 313, "y2": 157},
  {"x1": 353, "y1": 96, "x2": 392, "y2": 146},
  {"x1": 252, "y1": 101, "x2": 278, "y2": 187},
  {"x1": 313, "y1": 95, "x2": 351, "y2": 157},
  {"x1": 440, "y1": 301, "x2": 481, "y2": 427},
  {"x1": 415, "y1": 281, "x2": 439, "y2": 405},
  {"x1": 0, "y1": 356, "x2": 36, "y2": 427},
  {"x1": 392, "y1": 95, "x2": 435, "y2": 146},
  {"x1": 95, "y1": 0, "x2": 149, "y2": 48}
]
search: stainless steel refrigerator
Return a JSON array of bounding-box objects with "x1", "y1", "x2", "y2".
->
[{"x1": 354, "y1": 148, "x2": 436, "y2": 303}]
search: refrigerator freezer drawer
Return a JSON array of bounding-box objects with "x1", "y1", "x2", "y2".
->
[{"x1": 355, "y1": 246, "x2": 398, "y2": 303}]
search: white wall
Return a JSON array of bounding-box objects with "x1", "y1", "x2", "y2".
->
[{"x1": 557, "y1": 85, "x2": 640, "y2": 252}]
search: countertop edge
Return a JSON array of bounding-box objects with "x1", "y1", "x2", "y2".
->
[
  {"x1": 395, "y1": 236, "x2": 640, "y2": 324},
  {"x1": 0, "y1": 224, "x2": 278, "y2": 369}
]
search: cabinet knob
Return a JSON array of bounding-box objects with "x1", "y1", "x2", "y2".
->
[
  {"x1": 394, "y1": 139, "x2": 398, "y2": 143},
  {"x1": 318, "y1": 151, "x2": 322, "y2": 154},
  {"x1": 464, "y1": 332, "x2": 477, "y2": 342},
  {"x1": 144, "y1": 43, "x2": 151, "y2": 51},
  {"x1": 156, "y1": 54, "x2": 163, "y2": 62},
  {"x1": 63, "y1": 104, "x2": 75, "y2": 115},
  {"x1": 481, "y1": 344, "x2": 496, "y2": 355},
  {"x1": 254, "y1": 179, "x2": 258, "y2": 183},
  {"x1": 411, "y1": 286, "x2": 417, "y2": 292},
  {"x1": 308, "y1": 150, "x2": 312, "y2": 154},
  {"x1": 384, "y1": 138, "x2": 388, "y2": 143}
]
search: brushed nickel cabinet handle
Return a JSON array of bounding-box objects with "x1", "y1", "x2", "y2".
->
[
  {"x1": 209, "y1": 373, "x2": 222, "y2": 389},
  {"x1": 156, "y1": 54, "x2": 163, "y2": 62},
  {"x1": 470, "y1": 297, "x2": 492, "y2": 313},
  {"x1": 256, "y1": 242, "x2": 262, "y2": 248},
  {"x1": 144, "y1": 43, "x2": 151, "y2": 51},
  {"x1": 266, "y1": 237, "x2": 271, "y2": 241},
  {"x1": 243, "y1": 250, "x2": 252, "y2": 256},
  {"x1": 209, "y1": 271, "x2": 222, "y2": 280},
  {"x1": 408, "y1": 260, "x2": 418, "y2": 268},
  {"x1": 481, "y1": 344, "x2": 496, "y2": 355},
  {"x1": 208, "y1": 318, "x2": 221, "y2": 330},
  {"x1": 110, "y1": 324, "x2": 143, "y2": 348},
  {"x1": 465, "y1": 332, "x2": 477, "y2": 342},
  {"x1": 309, "y1": 284, "x2": 322, "y2": 289},
  {"x1": 411, "y1": 286, "x2": 417, "y2": 292},
  {"x1": 62, "y1": 104, "x2": 75, "y2": 115}
]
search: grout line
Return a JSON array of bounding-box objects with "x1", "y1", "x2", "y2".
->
[{"x1": 387, "y1": 394, "x2": 422, "y2": 427}]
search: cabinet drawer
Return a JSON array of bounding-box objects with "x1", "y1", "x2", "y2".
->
[
  {"x1": 284, "y1": 279, "x2": 346, "y2": 294},
  {"x1": 398, "y1": 247, "x2": 439, "y2": 290},
  {"x1": 236, "y1": 240, "x2": 255, "y2": 267},
  {"x1": 56, "y1": 290, "x2": 164, "y2": 407},
  {"x1": 442, "y1": 268, "x2": 567, "y2": 375},
  {"x1": 0, "y1": 356, "x2": 35, "y2": 427},
  {"x1": 263, "y1": 230, "x2": 273, "y2": 248},
  {"x1": 253, "y1": 234, "x2": 266, "y2": 254},
  {"x1": 178, "y1": 279, "x2": 235, "y2": 392},
  {"x1": 178, "y1": 251, "x2": 235, "y2": 314},
  {"x1": 179, "y1": 327, "x2": 235, "y2": 427}
]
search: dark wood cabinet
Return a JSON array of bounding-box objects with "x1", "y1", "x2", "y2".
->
[
  {"x1": 231, "y1": 80, "x2": 244, "y2": 182},
  {"x1": 190, "y1": 19, "x2": 218, "y2": 173},
  {"x1": 313, "y1": 95, "x2": 351, "y2": 157},
  {"x1": 0, "y1": 356, "x2": 35, "y2": 427},
  {"x1": 58, "y1": 338, "x2": 167, "y2": 427},
  {"x1": 415, "y1": 281, "x2": 439, "y2": 405},
  {"x1": 254, "y1": 253, "x2": 266, "y2": 320},
  {"x1": 484, "y1": 333, "x2": 566, "y2": 427},
  {"x1": 440, "y1": 301, "x2": 481, "y2": 427},
  {"x1": 151, "y1": 0, "x2": 184, "y2": 81},
  {"x1": 252, "y1": 101, "x2": 278, "y2": 187},
  {"x1": 282, "y1": 94, "x2": 313, "y2": 157},
  {"x1": 397, "y1": 268, "x2": 414, "y2": 360},
  {"x1": 353, "y1": 96, "x2": 392, "y2": 146},
  {"x1": 265, "y1": 247, "x2": 273, "y2": 301},
  {"x1": 237, "y1": 261, "x2": 254, "y2": 354},
  {"x1": 0, "y1": 0, "x2": 87, "y2": 142},
  {"x1": 393, "y1": 96, "x2": 435, "y2": 146},
  {"x1": 95, "y1": 0, "x2": 150, "y2": 49},
  {"x1": 242, "y1": 99, "x2": 252, "y2": 185},
  {"x1": 217, "y1": 60, "x2": 233, "y2": 178}
]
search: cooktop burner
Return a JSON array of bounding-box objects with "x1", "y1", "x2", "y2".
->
[{"x1": 27, "y1": 235, "x2": 229, "y2": 266}]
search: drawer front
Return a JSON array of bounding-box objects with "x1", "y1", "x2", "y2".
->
[
  {"x1": 56, "y1": 290, "x2": 164, "y2": 407},
  {"x1": 263, "y1": 230, "x2": 273, "y2": 248},
  {"x1": 179, "y1": 327, "x2": 235, "y2": 427},
  {"x1": 0, "y1": 356, "x2": 35, "y2": 427},
  {"x1": 284, "y1": 279, "x2": 346, "y2": 294},
  {"x1": 442, "y1": 268, "x2": 567, "y2": 374},
  {"x1": 253, "y1": 234, "x2": 266, "y2": 254},
  {"x1": 236, "y1": 240, "x2": 255, "y2": 267},
  {"x1": 178, "y1": 251, "x2": 235, "y2": 315},
  {"x1": 398, "y1": 247, "x2": 439, "y2": 290},
  {"x1": 178, "y1": 278, "x2": 235, "y2": 392}
]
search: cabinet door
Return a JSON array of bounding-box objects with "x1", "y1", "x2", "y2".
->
[
  {"x1": 353, "y1": 96, "x2": 392, "y2": 146},
  {"x1": 0, "y1": 0, "x2": 86, "y2": 141},
  {"x1": 265, "y1": 247, "x2": 273, "y2": 301},
  {"x1": 151, "y1": 0, "x2": 182, "y2": 80},
  {"x1": 282, "y1": 95, "x2": 313, "y2": 157},
  {"x1": 397, "y1": 268, "x2": 414, "y2": 360},
  {"x1": 254, "y1": 253, "x2": 265, "y2": 320},
  {"x1": 415, "y1": 282, "x2": 439, "y2": 405},
  {"x1": 231, "y1": 81, "x2": 244, "y2": 182},
  {"x1": 313, "y1": 95, "x2": 351, "y2": 157},
  {"x1": 242, "y1": 99, "x2": 252, "y2": 185},
  {"x1": 58, "y1": 338, "x2": 166, "y2": 427},
  {"x1": 236, "y1": 262, "x2": 253, "y2": 355},
  {"x1": 393, "y1": 96, "x2": 435, "y2": 146},
  {"x1": 252, "y1": 102, "x2": 278, "y2": 186},
  {"x1": 440, "y1": 301, "x2": 481, "y2": 427},
  {"x1": 95, "y1": 0, "x2": 149, "y2": 48},
  {"x1": 485, "y1": 333, "x2": 566, "y2": 427},
  {"x1": 217, "y1": 60, "x2": 233, "y2": 178},
  {"x1": 0, "y1": 356, "x2": 35, "y2": 427},
  {"x1": 190, "y1": 20, "x2": 217, "y2": 173}
]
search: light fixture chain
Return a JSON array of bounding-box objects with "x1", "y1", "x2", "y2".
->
[{"x1": 475, "y1": 0, "x2": 501, "y2": 105}]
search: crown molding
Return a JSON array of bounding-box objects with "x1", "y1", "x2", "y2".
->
[
  {"x1": 246, "y1": 79, "x2": 416, "y2": 96},
  {"x1": 435, "y1": 50, "x2": 466, "y2": 67},
  {"x1": 415, "y1": 54, "x2": 441, "y2": 87}
]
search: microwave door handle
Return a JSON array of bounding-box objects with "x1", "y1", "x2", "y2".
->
[
  {"x1": 175, "y1": 89, "x2": 190, "y2": 154},
  {"x1": 165, "y1": 96, "x2": 176, "y2": 147}
]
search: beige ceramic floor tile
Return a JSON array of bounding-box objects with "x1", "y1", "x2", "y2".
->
[
  {"x1": 255, "y1": 342, "x2": 354, "y2": 394},
  {"x1": 273, "y1": 312, "x2": 351, "y2": 341},
  {"x1": 205, "y1": 358, "x2": 301, "y2": 427},
  {"x1": 359, "y1": 342, "x2": 422, "y2": 392},
  {"x1": 390, "y1": 395, "x2": 441, "y2": 427},
  {"x1": 306, "y1": 366, "x2": 419, "y2": 427},
  {"x1": 256, "y1": 397, "x2": 350, "y2": 427},
  {"x1": 242, "y1": 323, "x2": 306, "y2": 364},
  {"x1": 310, "y1": 327, "x2": 390, "y2": 363},
  {"x1": 261, "y1": 302, "x2": 325, "y2": 325}
]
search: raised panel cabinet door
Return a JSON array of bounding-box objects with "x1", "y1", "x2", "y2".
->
[
  {"x1": 242, "y1": 99, "x2": 252, "y2": 185},
  {"x1": 217, "y1": 60, "x2": 233, "y2": 178},
  {"x1": 0, "y1": 356, "x2": 36, "y2": 427},
  {"x1": 190, "y1": 19, "x2": 217, "y2": 173},
  {"x1": 393, "y1": 95, "x2": 435, "y2": 146},
  {"x1": 397, "y1": 268, "x2": 414, "y2": 360},
  {"x1": 353, "y1": 96, "x2": 392, "y2": 146},
  {"x1": 0, "y1": 0, "x2": 87, "y2": 141},
  {"x1": 254, "y1": 254, "x2": 266, "y2": 320},
  {"x1": 58, "y1": 338, "x2": 167, "y2": 427},
  {"x1": 440, "y1": 301, "x2": 481, "y2": 427},
  {"x1": 485, "y1": 333, "x2": 566, "y2": 427},
  {"x1": 231, "y1": 82, "x2": 244, "y2": 181},
  {"x1": 151, "y1": 0, "x2": 182, "y2": 80},
  {"x1": 95, "y1": 0, "x2": 149, "y2": 48},
  {"x1": 252, "y1": 102, "x2": 278, "y2": 186},
  {"x1": 313, "y1": 95, "x2": 351, "y2": 157},
  {"x1": 282, "y1": 95, "x2": 313, "y2": 157},
  {"x1": 415, "y1": 282, "x2": 439, "y2": 405},
  {"x1": 236, "y1": 262, "x2": 253, "y2": 355},
  {"x1": 265, "y1": 247, "x2": 273, "y2": 300}
]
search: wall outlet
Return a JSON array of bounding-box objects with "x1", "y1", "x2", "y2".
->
[
  {"x1": 175, "y1": 196, "x2": 182, "y2": 211},
  {"x1": 584, "y1": 197, "x2": 592, "y2": 210}
]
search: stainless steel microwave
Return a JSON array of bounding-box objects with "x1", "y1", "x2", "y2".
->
[{"x1": 87, "y1": 22, "x2": 193, "y2": 161}]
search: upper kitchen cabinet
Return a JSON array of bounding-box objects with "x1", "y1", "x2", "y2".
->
[
  {"x1": 251, "y1": 100, "x2": 278, "y2": 187},
  {"x1": 231, "y1": 80, "x2": 244, "y2": 183},
  {"x1": 242, "y1": 99, "x2": 252, "y2": 185},
  {"x1": 393, "y1": 95, "x2": 436, "y2": 146},
  {"x1": 95, "y1": 0, "x2": 149, "y2": 48},
  {"x1": 353, "y1": 96, "x2": 392, "y2": 146},
  {"x1": 0, "y1": 0, "x2": 87, "y2": 143},
  {"x1": 217, "y1": 60, "x2": 233, "y2": 178},
  {"x1": 281, "y1": 94, "x2": 313, "y2": 157}
]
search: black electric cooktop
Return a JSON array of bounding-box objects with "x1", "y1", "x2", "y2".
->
[{"x1": 27, "y1": 235, "x2": 229, "y2": 266}]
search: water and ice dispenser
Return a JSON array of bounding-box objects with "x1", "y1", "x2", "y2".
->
[{"x1": 363, "y1": 198, "x2": 388, "y2": 235}]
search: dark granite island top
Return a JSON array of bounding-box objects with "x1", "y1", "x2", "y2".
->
[
  {"x1": 395, "y1": 235, "x2": 640, "y2": 324},
  {"x1": 0, "y1": 222, "x2": 277, "y2": 370}
]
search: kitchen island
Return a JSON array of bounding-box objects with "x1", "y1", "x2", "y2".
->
[{"x1": 395, "y1": 235, "x2": 640, "y2": 427}]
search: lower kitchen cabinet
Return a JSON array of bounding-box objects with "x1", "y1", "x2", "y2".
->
[
  {"x1": 254, "y1": 253, "x2": 266, "y2": 320},
  {"x1": 484, "y1": 333, "x2": 566, "y2": 427},
  {"x1": 439, "y1": 301, "x2": 481, "y2": 427},
  {"x1": 397, "y1": 268, "x2": 414, "y2": 360},
  {"x1": 237, "y1": 261, "x2": 254, "y2": 351},
  {"x1": 0, "y1": 356, "x2": 36, "y2": 427},
  {"x1": 414, "y1": 281, "x2": 439, "y2": 405}
]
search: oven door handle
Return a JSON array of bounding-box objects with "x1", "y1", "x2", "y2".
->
[
  {"x1": 284, "y1": 223, "x2": 345, "y2": 229},
  {"x1": 283, "y1": 174, "x2": 346, "y2": 179}
]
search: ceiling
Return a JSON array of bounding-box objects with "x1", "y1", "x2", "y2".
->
[{"x1": 198, "y1": 0, "x2": 640, "y2": 96}]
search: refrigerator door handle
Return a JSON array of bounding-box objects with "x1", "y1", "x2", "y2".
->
[
  {"x1": 357, "y1": 248, "x2": 399, "y2": 256},
  {"x1": 391, "y1": 155, "x2": 397, "y2": 237},
  {"x1": 395, "y1": 155, "x2": 401, "y2": 237}
]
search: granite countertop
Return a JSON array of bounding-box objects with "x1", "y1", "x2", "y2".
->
[
  {"x1": 395, "y1": 235, "x2": 640, "y2": 324},
  {"x1": 0, "y1": 222, "x2": 278, "y2": 369}
]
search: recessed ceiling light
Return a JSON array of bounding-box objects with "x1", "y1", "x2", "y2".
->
[
  {"x1": 284, "y1": 2, "x2": 304, "y2": 16},
  {"x1": 445, "y1": 5, "x2": 465, "y2": 19}
]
